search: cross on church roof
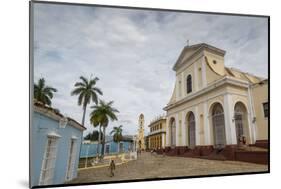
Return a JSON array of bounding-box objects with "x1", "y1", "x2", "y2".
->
[{"x1": 186, "y1": 39, "x2": 190, "y2": 46}]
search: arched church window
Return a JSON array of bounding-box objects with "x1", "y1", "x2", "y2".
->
[
  {"x1": 186, "y1": 75, "x2": 192, "y2": 93},
  {"x1": 187, "y1": 112, "x2": 196, "y2": 149}
]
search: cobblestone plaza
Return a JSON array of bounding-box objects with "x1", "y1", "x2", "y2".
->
[{"x1": 69, "y1": 152, "x2": 268, "y2": 184}]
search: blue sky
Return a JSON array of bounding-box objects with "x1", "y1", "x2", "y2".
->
[{"x1": 33, "y1": 3, "x2": 268, "y2": 136}]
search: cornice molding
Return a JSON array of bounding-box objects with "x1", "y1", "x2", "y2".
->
[
  {"x1": 34, "y1": 106, "x2": 86, "y2": 131},
  {"x1": 163, "y1": 76, "x2": 249, "y2": 111}
]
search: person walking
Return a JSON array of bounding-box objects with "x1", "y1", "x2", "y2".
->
[{"x1": 109, "y1": 160, "x2": 116, "y2": 177}]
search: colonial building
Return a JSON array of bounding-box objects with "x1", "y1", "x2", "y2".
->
[
  {"x1": 163, "y1": 43, "x2": 268, "y2": 162},
  {"x1": 147, "y1": 116, "x2": 166, "y2": 150},
  {"x1": 31, "y1": 101, "x2": 86, "y2": 187},
  {"x1": 136, "y1": 114, "x2": 145, "y2": 150}
]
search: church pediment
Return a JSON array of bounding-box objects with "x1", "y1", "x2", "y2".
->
[{"x1": 173, "y1": 43, "x2": 226, "y2": 71}]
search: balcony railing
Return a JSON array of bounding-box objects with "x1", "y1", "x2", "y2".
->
[
  {"x1": 148, "y1": 128, "x2": 166, "y2": 136},
  {"x1": 149, "y1": 114, "x2": 166, "y2": 125}
]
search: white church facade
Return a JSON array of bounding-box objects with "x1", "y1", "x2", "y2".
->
[{"x1": 163, "y1": 43, "x2": 268, "y2": 162}]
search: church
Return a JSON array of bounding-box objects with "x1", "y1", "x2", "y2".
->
[{"x1": 163, "y1": 43, "x2": 268, "y2": 163}]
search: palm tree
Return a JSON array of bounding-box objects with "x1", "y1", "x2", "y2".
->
[
  {"x1": 84, "y1": 130, "x2": 103, "y2": 142},
  {"x1": 71, "y1": 76, "x2": 103, "y2": 126},
  {"x1": 110, "y1": 125, "x2": 123, "y2": 153},
  {"x1": 90, "y1": 103, "x2": 108, "y2": 159},
  {"x1": 90, "y1": 100, "x2": 119, "y2": 158},
  {"x1": 34, "y1": 78, "x2": 57, "y2": 106},
  {"x1": 89, "y1": 117, "x2": 104, "y2": 157}
]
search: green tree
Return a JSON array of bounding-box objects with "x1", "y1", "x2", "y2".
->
[
  {"x1": 90, "y1": 100, "x2": 119, "y2": 158},
  {"x1": 71, "y1": 76, "x2": 102, "y2": 126},
  {"x1": 34, "y1": 78, "x2": 57, "y2": 106},
  {"x1": 84, "y1": 130, "x2": 103, "y2": 141},
  {"x1": 110, "y1": 125, "x2": 123, "y2": 153}
]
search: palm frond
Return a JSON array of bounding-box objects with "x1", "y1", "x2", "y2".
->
[
  {"x1": 38, "y1": 78, "x2": 45, "y2": 89},
  {"x1": 89, "y1": 77, "x2": 99, "y2": 86},
  {"x1": 107, "y1": 111, "x2": 118, "y2": 121},
  {"x1": 98, "y1": 100, "x2": 105, "y2": 106},
  {"x1": 79, "y1": 76, "x2": 88, "y2": 86},
  {"x1": 78, "y1": 93, "x2": 84, "y2": 106},
  {"x1": 44, "y1": 90, "x2": 54, "y2": 99},
  {"x1": 93, "y1": 87, "x2": 103, "y2": 95},
  {"x1": 44, "y1": 95, "x2": 51, "y2": 106},
  {"x1": 45, "y1": 86, "x2": 57, "y2": 92},
  {"x1": 74, "y1": 82, "x2": 86, "y2": 87},
  {"x1": 34, "y1": 78, "x2": 56, "y2": 106},
  {"x1": 107, "y1": 101, "x2": 114, "y2": 106},
  {"x1": 71, "y1": 87, "x2": 85, "y2": 96},
  {"x1": 110, "y1": 130, "x2": 115, "y2": 135},
  {"x1": 90, "y1": 91, "x2": 98, "y2": 105},
  {"x1": 110, "y1": 107, "x2": 119, "y2": 113}
]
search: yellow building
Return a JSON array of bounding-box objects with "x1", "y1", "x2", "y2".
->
[
  {"x1": 251, "y1": 79, "x2": 268, "y2": 147},
  {"x1": 163, "y1": 43, "x2": 268, "y2": 159},
  {"x1": 147, "y1": 116, "x2": 166, "y2": 150}
]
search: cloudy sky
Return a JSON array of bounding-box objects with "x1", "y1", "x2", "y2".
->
[{"x1": 33, "y1": 3, "x2": 268, "y2": 136}]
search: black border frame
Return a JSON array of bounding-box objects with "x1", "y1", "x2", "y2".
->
[{"x1": 29, "y1": 0, "x2": 270, "y2": 188}]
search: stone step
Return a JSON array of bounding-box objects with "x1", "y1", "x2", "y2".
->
[{"x1": 252, "y1": 140, "x2": 268, "y2": 149}]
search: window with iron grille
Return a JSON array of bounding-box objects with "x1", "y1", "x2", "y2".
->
[
  {"x1": 263, "y1": 102, "x2": 268, "y2": 118},
  {"x1": 212, "y1": 103, "x2": 226, "y2": 148},
  {"x1": 186, "y1": 75, "x2": 192, "y2": 93},
  {"x1": 66, "y1": 139, "x2": 77, "y2": 181},
  {"x1": 188, "y1": 112, "x2": 196, "y2": 148},
  {"x1": 39, "y1": 137, "x2": 58, "y2": 185}
]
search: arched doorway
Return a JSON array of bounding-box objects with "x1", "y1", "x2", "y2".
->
[
  {"x1": 187, "y1": 112, "x2": 196, "y2": 149},
  {"x1": 170, "y1": 118, "x2": 176, "y2": 147},
  {"x1": 234, "y1": 102, "x2": 249, "y2": 144},
  {"x1": 212, "y1": 103, "x2": 226, "y2": 148}
]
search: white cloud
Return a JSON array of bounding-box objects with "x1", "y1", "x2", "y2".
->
[{"x1": 33, "y1": 3, "x2": 268, "y2": 136}]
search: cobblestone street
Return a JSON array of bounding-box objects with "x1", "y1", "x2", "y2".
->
[{"x1": 69, "y1": 152, "x2": 268, "y2": 184}]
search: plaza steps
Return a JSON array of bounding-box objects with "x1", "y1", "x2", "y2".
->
[
  {"x1": 180, "y1": 148, "x2": 200, "y2": 158},
  {"x1": 201, "y1": 146, "x2": 268, "y2": 164},
  {"x1": 250, "y1": 140, "x2": 268, "y2": 149},
  {"x1": 164, "y1": 147, "x2": 199, "y2": 157},
  {"x1": 234, "y1": 146, "x2": 268, "y2": 164},
  {"x1": 163, "y1": 145, "x2": 268, "y2": 165},
  {"x1": 200, "y1": 148, "x2": 227, "y2": 161},
  {"x1": 164, "y1": 149, "x2": 178, "y2": 156}
]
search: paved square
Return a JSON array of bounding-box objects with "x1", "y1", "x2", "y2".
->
[{"x1": 69, "y1": 152, "x2": 268, "y2": 184}]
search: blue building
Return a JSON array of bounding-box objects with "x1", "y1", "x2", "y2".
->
[
  {"x1": 31, "y1": 102, "x2": 86, "y2": 187},
  {"x1": 80, "y1": 135, "x2": 135, "y2": 158}
]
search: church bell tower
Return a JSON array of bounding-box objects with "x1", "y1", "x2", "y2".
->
[{"x1": 137, "y1": 113, "x2": 145, "y2": 150}]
